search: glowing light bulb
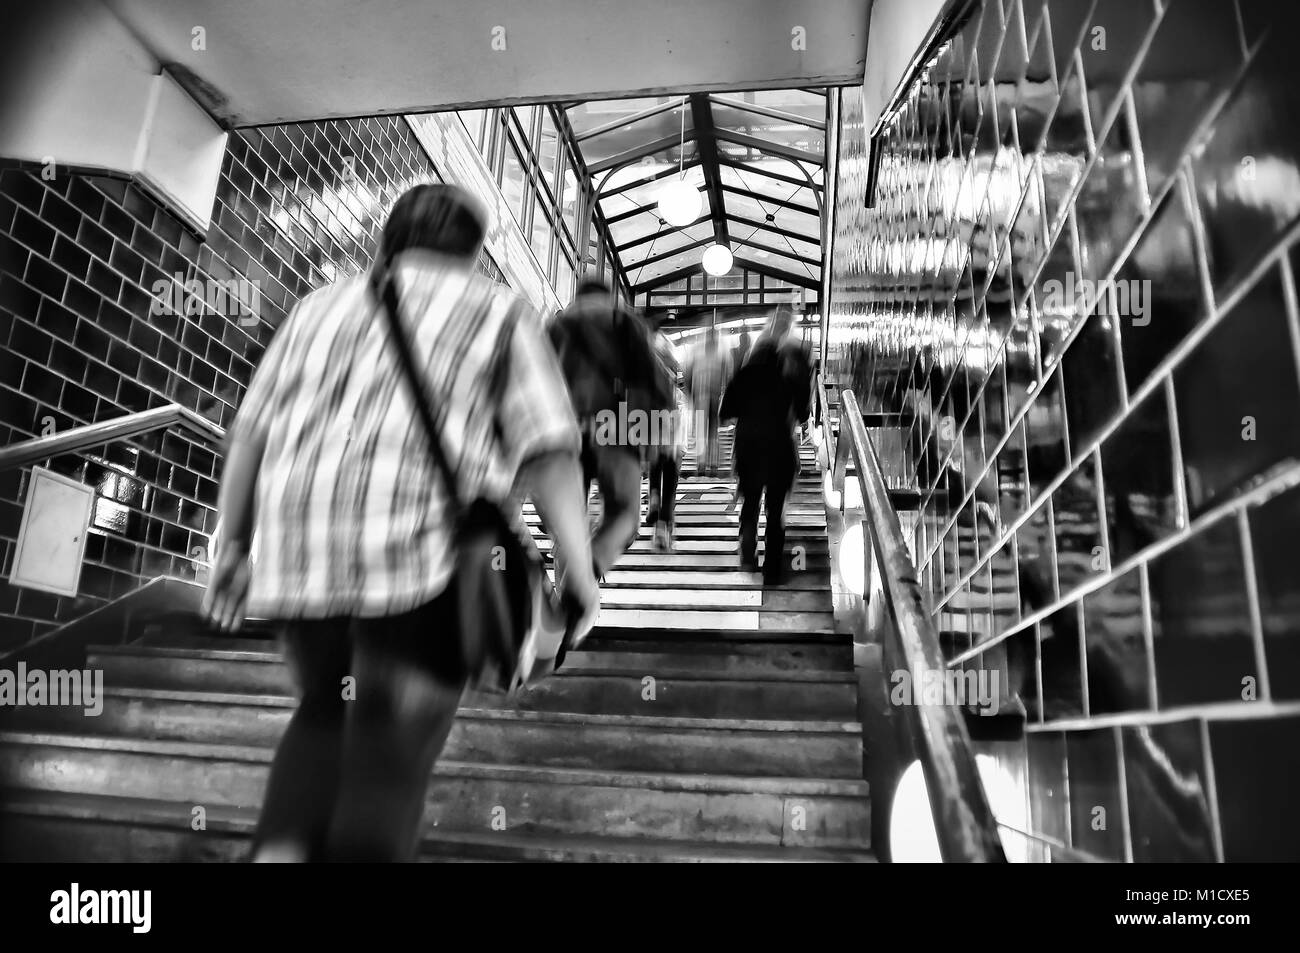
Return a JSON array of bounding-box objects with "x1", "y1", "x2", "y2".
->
[
  {"x1": 702, "y1": 243, "x2": 733, "y2": 276},
  {"x1": 657, "y1": 178, "x2": 701, "y2": 227}
]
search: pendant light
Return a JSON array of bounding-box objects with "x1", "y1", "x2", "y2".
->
[{"x1": 657, "y1": 98, "x2": 701, "y2": 227}]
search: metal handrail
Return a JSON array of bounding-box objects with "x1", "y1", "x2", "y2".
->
[
  {"x1": 828, "y1": 380, "x2": 1005, "y2": 862},
  {"x1": 0, "y1": 404, "x2": 226, "y2": 472}
]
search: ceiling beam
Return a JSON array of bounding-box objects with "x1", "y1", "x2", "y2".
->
[
  {"x1": 689, "y1": 93, "x2": 729, "y2": 247},
  {"x1": 588, "y1": 131, "x2": 696, "y2": 174}
]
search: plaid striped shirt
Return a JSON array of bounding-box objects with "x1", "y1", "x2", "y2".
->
[{"x1": 229, "y1": 250, "x2": 580, "y2": 620}]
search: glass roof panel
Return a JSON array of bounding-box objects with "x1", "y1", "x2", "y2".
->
[
  {"x1": 620, "y1": 228, "x2": 699, "y2": 257},
  {"x1": 736, "y1": 245, "x2": 819, "y2": 276},
  {"x1": 720, "y1": 190, "x2": 782, "y2": 222},
  {"x1": 607, "y1": 209, "x2": 667, "y2": 247},
  {"x1": 628, "y1": 246, "x2": 709, "y2": 286},
  {"x1": 597, "y1": 191, "x2": 640, "y2": 219},
  {"x1": 718, "y1": 164, "x2": 817, "y2": 206},
  {"x1": 709, "y1": 104, "x2": 824, "y2": 154},
  {"x1": 726, "y1": 209, "x2": 820, "y2": 241},
  {"x1": 580, "y1": 133, "x2": 695, "y2": 169},
  {"x1": 599, "y1": 152, "x2": 700, "y2": 194},
  {"x1": 715, "y1": 89, "x2": 826, "y2": 116},
  {"x1": 566, "y1": 97, "x2": 683, "y2": 137},
  {"x1": 617, "y1": 165, "x2": 708, "y2": 210},
  {"x1": 769, "y1": 203, "x2": 821, "y2": 235},
  {"x1": 731, "y1": 230, "x2": 821, "y2": 262}
]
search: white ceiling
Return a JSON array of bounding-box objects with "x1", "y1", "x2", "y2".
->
[{"x1": 106, "y1": 0, "x2": 871, "y2": 127}]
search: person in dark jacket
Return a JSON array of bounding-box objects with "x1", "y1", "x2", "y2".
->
[
  {"x1": 548, "y1": 278, "x2": 670, "y2": 576},
  {"x1": 720, "y1": 308, "x2": 811, "y2": 584}
]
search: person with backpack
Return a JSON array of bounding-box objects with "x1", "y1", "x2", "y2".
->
[
  {"x1": 202, "y1": 184, "x2": 600, "y2": 862},
  {"x1": 548, "y1": 278, "x2": 671, "y2": 576},
  {"x1": 720, "y1": 307, "x2": 812, "y2": 585}
]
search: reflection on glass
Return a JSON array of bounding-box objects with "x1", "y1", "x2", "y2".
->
[
  {"x1": 1122, "y1": 720, "x2": 1216, "y2": 862},
  {"x1": 1148, "y1": 519, "x2": 1255, "y2": 707},
  {"x1": 499, "y1": 137, "x2": 529, "y2": 229},
  {"x1": 827, "y1": 0, "x2": 1300, "y2": 863}
]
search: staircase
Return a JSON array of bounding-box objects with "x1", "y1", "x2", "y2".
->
[{"x1": 0, "y1": 427, "x2": 872, "y2": 862}]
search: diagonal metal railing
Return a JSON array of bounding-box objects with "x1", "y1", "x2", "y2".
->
[
  {"x1": 823, "y1": 375, "x2": 1005, "y2": 862},
  {"x1": 0, "y1": 404, "x2": 225, "y2": 472}
]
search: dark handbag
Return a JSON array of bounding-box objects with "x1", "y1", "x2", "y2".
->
[{"x1": 372, "y1": 267, "x2": 534, "y2": 694}]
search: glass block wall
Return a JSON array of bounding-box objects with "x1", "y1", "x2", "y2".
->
[{"x1": 828, "y1": 0, "x2": 1300, "y2": 860}]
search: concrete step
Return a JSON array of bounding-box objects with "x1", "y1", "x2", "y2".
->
[
  {"x1": 580, "y1": 637, "x2": 853, "y2": 667},
  {"x1": 2, "y1": 691, "x2": 862, "y2": 778},
  {"x1": 524, "y1": 514, "x2": 828, "y2": 528},
  {"x1": 535, "y1": 538, "x2": 830, "y2": 555},
  {"x1": 0, "y1": 792, "x2": 875, "y2": 862},
  {"x1": 131, "y1": 633, "x2": 853, "y2": 669},
  {"x1": 597, "y1": 568, "x2": 832, "y2": 589},
  {"x1": 594, "y1": 587, "x2": 832, "y2": 611},
  {"x1": 624, "y1": 525, "x2": 829, "y2": 539},
  {"x1": 0, "y1": 733, "x2": 870, "y2": 849},
  {"x1": 587, "y1": 553, "x2": 831, "y2": 571},
  {"x1": 87, "y1": 646, "x2": 857, "y2": 720},
  {"x1": 593, "y1": 608, "x2": 836, "y2": 633}
]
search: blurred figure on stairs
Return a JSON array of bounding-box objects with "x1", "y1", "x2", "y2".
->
[
  {"x1": 548, "y1": 278, "x2": 672, "y2": 576},
  {"x1": 203, "y1": 184, "x2": 599, "y2": 862},
  {"x1": 721, "y1": 307, "x2": 812, "y2": 585},
  {"x1": 684, "y1": 324, "x2": 732, "y2": 476},
  {"x1": 645, "y1": 315, "x2": 683, "y2": 551}
]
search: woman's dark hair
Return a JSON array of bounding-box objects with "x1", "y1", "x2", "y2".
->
[
  {"x1": 576, "y1": 276, "x2": 613, "y2": 297},
  {"x1": 378, "y1": 184, "x2": 487, "y2": 265}
]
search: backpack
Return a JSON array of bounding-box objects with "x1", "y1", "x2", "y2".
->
[{"x1": 549, "y1": 305, "x2": 670, "y2": 419}]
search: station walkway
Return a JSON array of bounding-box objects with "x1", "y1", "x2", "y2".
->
[{"x1": 0, "y1": 431, "x2": 872, "y2": 862}]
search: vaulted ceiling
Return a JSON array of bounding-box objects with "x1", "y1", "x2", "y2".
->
[{"x1": 566, "y1": 89, "x2": 828, "y2": 299}]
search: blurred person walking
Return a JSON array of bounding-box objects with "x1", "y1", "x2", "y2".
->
[
  {"x1": 645, "y1": 317, "x2": 683, "y2": 551},
  {"x1": 548, "y1": 278, "x2": 671, "y2": 577},
  {"x1": 684, "y1": 325, "x2": 731, "y2": 476},
  {"x1": 720, "y1": 308, "x2": 811, "y2": 584},
  {"x1": 203, "y1": 184, "x2": 600, "y2": 862}
]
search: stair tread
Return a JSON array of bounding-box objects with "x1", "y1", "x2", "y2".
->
[
  {"x1": 49, "y1": 686, "x2": 862, "y2": 733},
  {"x1": 0, "y1": 790, "x2": 873, "y2": 862},
  {"x1": 0, "y1": 731, "x2": 868, "y2": 796}
]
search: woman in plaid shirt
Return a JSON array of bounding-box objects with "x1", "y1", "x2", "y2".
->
[{"x1": 203, "y1": 185, "x2": 600, "y2": 862}]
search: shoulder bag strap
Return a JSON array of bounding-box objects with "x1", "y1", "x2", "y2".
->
[{"x1": 371, "y1": 266, "x2": 463, "y2": 514}]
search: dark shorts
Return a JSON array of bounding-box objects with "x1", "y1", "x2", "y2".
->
[
  {"x1": 579, "y1": 427, "x2": 641, "y2": 481},
  {"x1": 278, "y1": 584, "x2": 465, "y2": 691}
]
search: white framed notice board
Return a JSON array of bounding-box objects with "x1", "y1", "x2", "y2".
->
[{"x1": 10, "y1": 466, "x2": 95, "y2": 597}]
